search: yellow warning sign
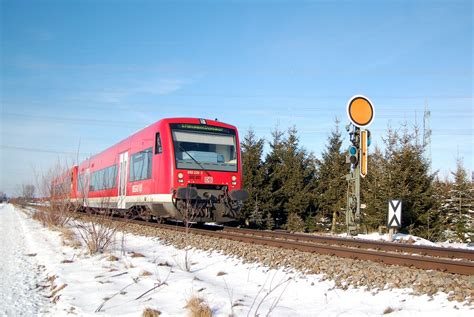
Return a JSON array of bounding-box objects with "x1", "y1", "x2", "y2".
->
[{"x1": 347, "y1": 95, "x2": 374, "y2": 127}]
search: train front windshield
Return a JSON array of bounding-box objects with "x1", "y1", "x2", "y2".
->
[{"x1": 171, "y1": 124, "x2": 237, "y2": 172}]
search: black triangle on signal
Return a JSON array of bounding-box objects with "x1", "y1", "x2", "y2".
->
[
  {"x1": 389, "y1": 200, "x2": 401, "y2": 213},
  {"x1": 388, "y1": 214, "x2": 400, "y2": 227}
]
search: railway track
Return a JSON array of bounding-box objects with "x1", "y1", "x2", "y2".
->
[
  {"x1": 53, "y1": 205, "x2": 474, "y2": 276},
  {"x1": 222, "y1": 227, "x2": 474, "y2": 261},
  {"x1": 111, "y1": 218, "x2": 474, "y2": 276}
]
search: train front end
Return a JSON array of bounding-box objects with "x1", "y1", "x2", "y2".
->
[{"x1": 166, "y1": 119, "x2": 248, "y2": 223}]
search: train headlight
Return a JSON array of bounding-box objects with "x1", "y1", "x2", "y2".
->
[
  {"x1": 231, "y1": 175, "x2": 237, "y2": 181},
  {"x1": 178, "y1": 172, "x2": 184, "y2": 179}
]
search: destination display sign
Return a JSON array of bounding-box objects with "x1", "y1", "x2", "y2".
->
[{"x1": 170, "y1": 123, "x2": 235, "y2": 135}]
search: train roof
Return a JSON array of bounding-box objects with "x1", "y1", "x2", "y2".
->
[{"x1": 79, "y1": 117, "x2": 238, "y2": 166}]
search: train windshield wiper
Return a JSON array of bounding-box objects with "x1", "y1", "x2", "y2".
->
[{"x1": 178, "y1": 144, "x2": 211, "y2": 176}]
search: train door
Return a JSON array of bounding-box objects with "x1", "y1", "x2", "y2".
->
[
  {"x1": 118, "y1": 151, "x2": 129, "y2": 209},
  {"x1": 84, "y1": 168, "x2": 90, "y2": 207}
]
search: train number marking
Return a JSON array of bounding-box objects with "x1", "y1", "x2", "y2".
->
[{"x1": 132, "y1": 184, "x2": 143, "y2": 193}]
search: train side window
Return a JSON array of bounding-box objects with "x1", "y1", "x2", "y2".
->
[
  {"x1": 130, "y1": 147, "x2": 152, "y2": 182},
  {"x1": 155, "y1": 133, "x2": 162, "y2": 154}
]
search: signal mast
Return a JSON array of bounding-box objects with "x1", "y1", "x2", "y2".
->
[{"x1": 345, "y1": 95, "x2": 374, "y2": 235}]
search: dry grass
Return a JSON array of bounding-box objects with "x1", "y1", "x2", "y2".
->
[
  {"x1": 142, "y1": 307, "x2": 161, "y2": 317},
  {"x1": 49, "y1": 283, "x2": 67, "y2": 299},
  {"x1": 32, "y1": 209, "x2": 70, "y2": 228},
  {"x1": 59, "y1": 227, "x2": 82, "y2": 248},
  {"x1": 383, "y1": 306, "x2": 395, "y2": 314},
  {"x1": 156, "y1": 261, "x2": 172, "y2": 267},
  {"x1": 139, "y1": 270, "x2": 153, "y2": 277},
  {"x1": 185, "y1": 295, "x2": 213, "y2": 317},
  {"x1": 130, "y1": 251, "x2": 146, "y2": 258},
  {"x1": 216, "y1": 271, "x2": 227, "y2": 276},
  {"x1": 107, "y1": 255, "x2": 119, "y2": 261}
]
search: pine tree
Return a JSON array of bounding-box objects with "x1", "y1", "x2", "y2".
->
[
  {"x1": 249, "y1": 196, "x2": 264, "y2": 228},
  {"x1": 440, "y1": 158, "x2": 474, "y2": 242},
  {"x1": 240, "y1": 128, "x2": 266, "y2": 226},
  {"x1": 361, "y1": 146, "x2": 388, "y2": 229},
  {"x1": 264, "y1": 210, "x2": 275, "y2": 230},
  {"x1": 263, "y1": 126, "x2": 287, "y2": 227},
  {"x1": 280, "y1": 127, "x2": 316, "y2": 222},
  {"x1": 286, "y1": 212, "x2": 305, "y2": 232},
  {"x1": 305, "y1": 211, "x2": 317, "y2": 233},
  {"x1": 382, "y1": 124, "x2": 439, "y2": 240},
  {"x1": 315, "y1": 119, "x2": 347, "y2": 232},
  {"x1": 264, "y1": 126, "x2": 316, "y2": 228}
]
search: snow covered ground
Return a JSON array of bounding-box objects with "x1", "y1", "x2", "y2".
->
[
  {"x1": 342, "y1": 232, "x2": 474, "y2": 250},
  {"x1": 0, "y1": 204, "x2": 50, "y2": 316},
  {"x1": 0, "y1": 203, "x2": 472, "y2": 316}
]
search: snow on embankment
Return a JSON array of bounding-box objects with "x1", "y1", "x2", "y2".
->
[
  {"x1": 2, "y1": 203, "x2": 473, "y2": 316},
  {"x1": 0, "y1": 203, "x2": 50, "y2": 315},
  {"x1": 352, "y1": 232, "x2": 474, "y2": 250}
]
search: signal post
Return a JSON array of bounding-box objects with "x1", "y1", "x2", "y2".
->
[{"x1": 345, "y1": 95, "x2": 374, "y2": 234}]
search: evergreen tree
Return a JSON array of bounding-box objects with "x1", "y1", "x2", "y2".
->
[
  {"x1": 286, "y1": 212, "x2": 305, "y2": 232},
  {"x1": 361, "y1": 146, "x2": 389, "y2": 229},
  {"x1": 264, "y1": 126, "x2": 316, "y2": 228},
  {"x1": 433, "y1": 175, "x2": 452, "y2": 239},
  {"x1": 249, "y1": 196, "x2": 264, "y2": 228},
  {"x1": 240, "y1": 128, "x2": 266, "y2": 226},
  {"x1": 439, "y1": 158, "x2": 474, "y2": 242},
  {"x1": 263, "y1": 126, "x2": 287, "y2": 227},
  {"x1": 264, "y1": 210, "x2": 275, "y2": 230},
  {"x1": 315, "y1": 119, "x2": 347, "y2": 232},
  {"x1": 305, "y1": 211, "x2": 317, "y2": 233},
  {"x1": 280, "y1": 127, "x2": 316, "y2": 223},
  {"x1": 382, "y1": 124, "x2": 439, "y2": 240}
]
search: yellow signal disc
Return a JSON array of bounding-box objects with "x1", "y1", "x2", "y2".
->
[{"x1": 347, "y1": 95, "x2": 374, "y2": 127}]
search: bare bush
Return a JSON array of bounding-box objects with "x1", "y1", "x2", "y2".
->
[
  {"x1": 185, "y1": 295, "x2": 213, "y2": 317},
  {"x1": 75, "y1": 213, "x2": 123, "y2": 255},
  {"x1": 179, "y1": 192, "x2": 200, "y2": 272},
  {"x1": 22, "y1": 184, "x2": 35, "y2": 202},
  {"x1": 32, "y1": 162, "x2": 75, "y2": 228}
]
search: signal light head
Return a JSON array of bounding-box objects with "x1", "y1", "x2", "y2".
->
[
  {"x1": 349, "y1": 155, "x2": 358, "y2": 165},
  {"x1": 348, "y1": 146, "x2": 358, "y2": 165},
  {"x1": 349, "y1": 146, "x2": 357, "y2": 156}
]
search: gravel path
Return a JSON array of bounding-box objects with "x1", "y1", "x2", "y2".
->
[{"x1": 0, "y1": 204, "x2": 49, "y2": 316}]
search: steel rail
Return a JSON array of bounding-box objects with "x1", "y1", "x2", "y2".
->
[
  {"x1": 223, "y1": 227, "x2": 474, "y2": 261},
  {"x1": 115, "y1": 219, "x2": 474, "y2": 276}
]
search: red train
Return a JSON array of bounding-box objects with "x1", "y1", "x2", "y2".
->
[{"x1": 54, "y1": 118, "x2": 248, "y2": 223}]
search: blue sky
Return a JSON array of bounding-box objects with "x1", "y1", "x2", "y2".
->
[{"x1": 1, "y1": 0, "x2": 472, "y2": 195}]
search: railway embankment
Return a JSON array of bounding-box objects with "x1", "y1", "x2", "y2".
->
[{"x1": 118, "y1": 221, "x2": 474, "y2": 304}]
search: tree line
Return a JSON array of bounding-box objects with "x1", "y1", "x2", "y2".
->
[{"x1": 240, "y1": 120, "x2": 473, "y2": 242}]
